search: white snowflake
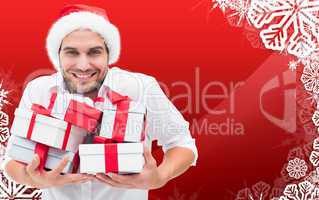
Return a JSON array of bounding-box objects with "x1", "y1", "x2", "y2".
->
[
  {"x1": 235, "y1": 181, "x2": 271, "y2": 200},
  {"x1": 299, "y1": 48, "x2": 319, "y2": 67},
  {"x1": 0, "y1": 111, "x2": 9, "y2": 127},
  {"x1": 0, "y1": 80, "x2": 10, "y2": 110},
  {"x1": 0, "y1": 127, "x2": 9, "y2": 143},
  {"x1": 151, "y1": 184, "x2": 200, "y2": 200},
  {"x1": 0, "y1": 111, "x2": 9, "y2": 143},
  {"x1": 309, "y1": 93, "x2": 319, "y2": 108},
  {"x1": 227, "y1": 0, "x2": 251, "y2": 27},
  {"x1": 310, "y1": 151, "x2": 319, "y2": 167},
  {"x1": 312, "y1": 110, "x2": 319, "y2": 126},
  {"x1": 247, "y1": 0, "x2": 319, "y2": 58},
  {"x1": 212, "y1": 0, "x2": 232, "y2": 14},
  {"x1": 0, "y1": 171, "x2": 42, "y2": 199},
  {"x1": 310, "y1": 138, "x2": 319, "y2": 167},
  {"x1": 305, "y1": 170, "x2": 319, "y2": 185},
  {"x1": 301, "y1": 60, "x2": 319, "y2": 94},
  {"x1": 286, "y1": 158, "x2": 308, "y2": 179},
  {"x1": 289, "y1": 60, "x2": 298, "y2": 71},
  {"x1": 274, "y1": 180, "x2": 319, "y2": 200}
]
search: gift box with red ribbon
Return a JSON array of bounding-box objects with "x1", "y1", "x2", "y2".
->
[
  {"x1": 99, "y1": 90, "x2": 146, "y2": 142},
  {"x1": 78, "y1": 141, "x2": 144, "y2": 174},
  {"x1": 49, "y1": 92, "x2": 102, "y2": 132},
  {"x1": 10, "y1": 107, "x2": 87, "y2": 153},
  {"x1": 7, "y1": 135, "x2": 79, "y2": 173}
]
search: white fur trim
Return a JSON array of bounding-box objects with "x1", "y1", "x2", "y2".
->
[{"x1": 46, "y1": 11, "x2": 120, "y2": 71}]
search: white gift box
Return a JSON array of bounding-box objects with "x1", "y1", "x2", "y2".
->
[
  {"x1": 79, "y1": 143, "x2": 144, "y2": 174},
  {"x1": 49, "y1": 93, "x2": 102, "y2": 132},
  {"x1": 100, "y1": 99, "x2": 146, "y2": 142},
  {"x1": 11, "y1": 108, "x2": 87, "y2": 152},
  {"x1": 7, "y1": 135, "x2": 77, "y2": 173}
]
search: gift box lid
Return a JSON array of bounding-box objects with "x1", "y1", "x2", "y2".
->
[
  {"x1": 79, "y1": 143, "x2": 144, "y2": 156},
  {"x1": 68, "y1": 100, "x2": 102, "y2": 121},
  {"x1": 9, "y1": 135, "x2": 75, "y2": 161},
  {"x1": 14, "y1": 108, "x2": 68, "y2": 130},
  {"x1": 54, "y1": 93, "x2": 102, "y2": 120}
]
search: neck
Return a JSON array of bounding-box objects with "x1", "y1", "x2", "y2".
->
[{"x1": 83, "y1": 89, "x2": 99, "y2": 99}]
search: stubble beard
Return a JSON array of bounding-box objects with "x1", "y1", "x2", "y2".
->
[{"x1": 62, "y1": 71, "x2": 105, "y2": 94}]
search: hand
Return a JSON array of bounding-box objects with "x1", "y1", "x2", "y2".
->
[
  {"x1": 95, "y1": 145, "x2": 168, "y2": 190},
  {"x1": 26, "y1": 154, "x2": 94, "y2": 189}
]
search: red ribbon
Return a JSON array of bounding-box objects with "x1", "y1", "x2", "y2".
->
[
  {"x1": 47, "y1": 92, "x2": 57, "y2": 114},
  {"x1": 34, "y1": 143, "x2": 49, "y2": 170},
  {"x1": 93, "y1": 136, "x2": 115, "y2": 144},
  {"x1": 61, "y1": 123, "x2": 72, "y2": 151},
  {"x1": 93, "y1": 135, "x2": 118, "y2": 173},
  {"x1": 93, "y1": 97, "x2": 105, "y2": 103},
  {"x1": 28, "y1": 104, "x2": 52, "y2": 170},
  {"x1": 106, "y1": 90, "x2": 131, "y2": 142},
  {"x1": 64, "y1": 100, "x2": 101, "y2": 132},
  {"x1": 71, "y1": 151, "x2": 80, "y2": 173},
  {"x1": 26, "y1": 113, "x2": 37, "y2": 140},
  {"x1": 104, "y1": 144, "x2": 118, "y2": 173}
]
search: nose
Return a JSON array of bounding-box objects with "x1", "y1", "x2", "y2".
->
[{"x1": 77, "y1": 54, "x2": 91, "y2": 71}]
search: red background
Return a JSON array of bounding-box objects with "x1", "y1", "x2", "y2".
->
[{"x1": 0, "y1": 1, "x2": 300, "y2": 199}]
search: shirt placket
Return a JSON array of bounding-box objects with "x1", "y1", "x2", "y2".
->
[{"x1": 81, "y1": 181, "x2": 92, "y2": 200}]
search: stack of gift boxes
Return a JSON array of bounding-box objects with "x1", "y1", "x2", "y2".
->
[{"x1": 7, "y1": 89, "x2": 146, "y2": 174}]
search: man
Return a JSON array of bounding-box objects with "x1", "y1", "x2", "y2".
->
[{"x1": 2, "y1": 4, "x2": 198, "y2": 200}]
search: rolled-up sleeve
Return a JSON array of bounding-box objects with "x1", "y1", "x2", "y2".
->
[{"x1": 144, "y1": 77, "x2": 198, "y2": 166}]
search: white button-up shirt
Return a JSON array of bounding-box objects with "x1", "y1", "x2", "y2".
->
[{"x1": 2, "y1": 67, "x2": 198, "y2": 200}]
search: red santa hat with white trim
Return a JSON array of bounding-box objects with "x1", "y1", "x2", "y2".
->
[{"x1": 46, "y1": 4, "x2": 120, "y2": 71}]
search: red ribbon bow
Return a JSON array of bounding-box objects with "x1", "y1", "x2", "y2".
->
[
  {"x1": 106, "y1": 90, "x2": 131, "y2": 142},
  {"x1": 49, "y1": 92, "x2": 102, "y2": 132},
  {"x1": 95, "y1": 89, "x2": 147, "y2": 142}
]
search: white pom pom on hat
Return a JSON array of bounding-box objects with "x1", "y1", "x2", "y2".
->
[{"x1": 46, "y1": 4, "x2": 120, "y2": 71}]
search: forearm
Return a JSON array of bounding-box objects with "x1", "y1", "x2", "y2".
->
[
  {"x1": 4, "y1": 160, "x2": 35, "y2": 187},
  {"x1": 158, "y1": 147, "x2": 195, "y2": 183}
]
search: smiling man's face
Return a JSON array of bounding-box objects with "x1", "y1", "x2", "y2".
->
[{"x1": 59, "y1": 29, "x2": 108, "y2": 94}]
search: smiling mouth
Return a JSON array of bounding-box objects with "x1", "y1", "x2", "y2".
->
[{"x1": 71, "y1": 72, "x2": 97, "y2": 80}]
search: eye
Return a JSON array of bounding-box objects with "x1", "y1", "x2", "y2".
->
[{"x1": 88, "y1": 50, "x2": 102, "y2": 56}]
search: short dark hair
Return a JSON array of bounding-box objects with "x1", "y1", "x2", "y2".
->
[{"x1": 104, "y1": 43, "x2": 109, "y2": 54}]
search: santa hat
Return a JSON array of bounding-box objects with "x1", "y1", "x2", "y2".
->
[{"x1": 46, "y1": 4, "x2": 120, "y2": 71}]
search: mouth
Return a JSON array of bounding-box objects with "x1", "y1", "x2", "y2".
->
[{"x1": 71, "y1": 71, "x2": 97, "y2": 81}]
